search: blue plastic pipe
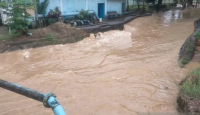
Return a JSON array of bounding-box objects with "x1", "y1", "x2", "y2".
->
[
  {"x1": 0, "y1": 79, "x2": 67, "y2": 115},
  {"x1": 47, "y1": 96, "x2": 66, "y2": 115}
]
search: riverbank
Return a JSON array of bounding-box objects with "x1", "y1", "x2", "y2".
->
[
  {"x1": 0, "y1": 13, "x2": 152, "y2": 54},
  {"x1": 177, "y1": 68, "x2": 200, "y2": 114},
  {"x1": 177, "y1": 18, "x2": 200, "y2": 114},
  {"x1": 79, "y1": 13, "x2": 152, "y2": 33},
  {"x1": 179, "y1": 19, "x2": 200, "y2": 67}
]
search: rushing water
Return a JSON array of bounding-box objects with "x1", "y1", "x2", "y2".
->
[{"x1": 0, "y1": 9, "x2": 200, "y2": 115}]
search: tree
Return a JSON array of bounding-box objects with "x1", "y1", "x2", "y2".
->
[
  {"x1": 37, "y1": 0, "x2": 49, "y2": 27},
  {"x1": 143, "y1": 0, "x2": 145, "y2": 11},
  {"x1": 0, "y1": 0, "x2": 36, "y2": 35},
  {"x1": 156, "y1": 0, "x2": 163, "y2": 12},
  {"x1": 180, "y1": 0, "x2": 194, "y2": 9},
  {"x1": 37, "y1": 0, "x2": 49, "y2": 17},
  {"x1": 126, "y1": 0, "x2": 130, "y2": 12},
  {"x1": 136, "y1": 0, "x2": 141, "y2": 9},
  {"x1": 146, "y1": 0, "x2": 156, "y2": 4}
]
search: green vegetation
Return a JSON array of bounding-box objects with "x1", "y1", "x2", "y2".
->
[
  {"x1": 126, "y1": 0, "x2": 130, "y2": 12},
  {"x1": 195, "y1": 31, "x2": 200, "y2": 39},
  {"x1": 0, "y1": 33, "x2": 19, "y2": 41},
  {"x1": 77, "y1": 9, "x2": 89, "y2": 20},
  {"x1": 179, "y1": 58, "x2": 190, "y2": 67},
  {"x1": 146, "y1": 0, "x2": 156, "y2": 4},
  {"x1": 45, "y1": 34, "x2": 57, "y2": 42},
  {"x1": 45, "y1": 18, "x2": 57, "y2": 26},
  {"x1": 127, "y1": 0, "x2": 175, "y2": 12},
  {"x1": 0, "y1": 0, "x2": 36, "y2": 35},
  {"x1": 37, "y1": 0, "x2": 49, "y2": 17},
  {"x1": 77, "y1": 9, "x2": 97, "y2": 21},
  {"x1": 47, "y1": 7, "x2": 61, "y2": 18},
  {"x1": 173, "y1": 0, "x2": 178, "y2": 5},
  {"x1": 181, "y1": 68, "x2": 200, "y2": 98},
  {"x1": 185, "y1": 41, "x2": 195, "y2": 52},
  {"x1": 178, "y1": 40, "x2": 196, "y2": 67},
  {"x1": 129, "y1": 5, "x2": 154, "y2": 12}
]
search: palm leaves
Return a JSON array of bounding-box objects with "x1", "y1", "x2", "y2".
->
[{"x1": 37, "y1": 0, "x2": 49, "y2": 17}]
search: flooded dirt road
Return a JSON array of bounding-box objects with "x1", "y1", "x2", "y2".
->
[{"x1": 0, "y1": 9, "x2": 200, "y2": 115}]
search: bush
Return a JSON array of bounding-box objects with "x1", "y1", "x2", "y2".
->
[
  {"x1": 195, "y1": 31, "x2": 200, "y2": 39},
  {"x1": 47, "y1": 7, "x2": 61, "y2": 18},
  {"x1": 45, "y1": 17, "x2": 57, "y2": 26},
  {"x1": 77, "y1": 9, "x2": 89, "y2": 20},
  {"x1": 45, "y1": 34, "x2": 57, "y2": 42},
  {"x1": 181, "y1": 68, "x2": 200, "y2": 98}
]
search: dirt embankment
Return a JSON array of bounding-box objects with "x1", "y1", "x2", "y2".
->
[
  {"x1": 177, "y1": 19, "x2": 200, "y2": 114},
  {"x1": 177, "y1": 68, "x2": 200, "y2": 114},
  {"x1": 0, "y1": 22, "x2": 89, "y2": 53}
]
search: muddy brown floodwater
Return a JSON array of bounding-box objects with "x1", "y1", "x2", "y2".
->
[{"x1": 0, "y1": 9, "x2": 200, "y2": 115}]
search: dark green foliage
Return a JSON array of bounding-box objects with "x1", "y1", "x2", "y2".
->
[
  {"x1": 0, "y1": 0, "x2": 36, "y2": 35},
  {"x1": 146, "y1": 0, "x2": 156, "y2": 4},
  {"x1": 45, "y1": 34, "x2": 57, "y2": 41},
  {"x1": 179, "y1": 34, "x2": 196, "y2": 67},
  {"x1": 0, "y1": 33, "x2": 19, "y2": 41},
  {"x1": 47, "y1": 7, "x2": 61, "y2": 18},
  {"x1": 45, "y1": 17, "x2": 57, "y2": 25},
  {"x1": 179, "y1": 58, "x2": 190, "y2": 67},
  {"x1": 179, "y1": 40, "x2": 195, "y2": 67},
  {"x1": 37, "y1": 0, "x2": 49, "y2": 17},
  {"x1": 173, "y1": 0, "x2": 178, "y2": 4},
  {"x1": 77, "y1": 9, "x2": 89, "y2": 20},
  {"x1": 126, "y1": 0, "x2": 130, "y2": 12},
  {"x1": 195, "y1": 31, "x2": 200, "y2": 39},
  {"x1": 185, "y1": 41, "x2": 195, "y2": 52}
]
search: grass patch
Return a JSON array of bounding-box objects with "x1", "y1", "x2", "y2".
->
[
  {"x1": 0, "y1": 34, "x2": 19, "y2": 41},
  {"x1": 179, "y1": 58, "x2": 190, "y2": 67},
  {"x1": 181, "y1": 68, "x2": 200, "y2": 98},
  {"x1": 45, "y1": 34, "x2": 57, "y2": 42}
]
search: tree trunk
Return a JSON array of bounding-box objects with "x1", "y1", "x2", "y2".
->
[
  {"x1": 137, "y1": 0, "x2": 140, "y2": 9},
  {"x1": 181, "y1": 0, "x2": 187, "y2": 9},
  {"x1": 143, "y1": 0, "x2": 145, "y2": 11},
  {"x1": 156, "y1": 0, "x2": 162, "y2": 12}
]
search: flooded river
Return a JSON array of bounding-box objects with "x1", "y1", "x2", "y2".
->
[{"x1": 0, "y1": 9, "x2": 200, "y2": 115}]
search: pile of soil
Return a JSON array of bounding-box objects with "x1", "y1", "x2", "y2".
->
[
  {"x1": 32, "y1": 22, "x2": 88, "y2": 39},
  {"x1": 0, "y1": 22, "x2": 89, "y2": 53}
]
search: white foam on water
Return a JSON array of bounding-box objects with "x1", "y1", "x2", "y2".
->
[{"x1": 21, "y1": 51, "x2": 31, "y2": 59}]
